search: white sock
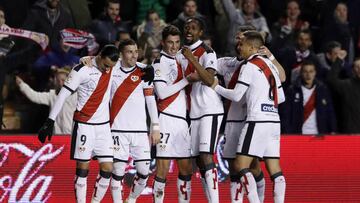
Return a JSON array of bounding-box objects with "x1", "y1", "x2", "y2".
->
[
  {"x1": 204, "y1": 165, "x2": 219, "y2": 203},
  {"x1": 200, "y1": 169, "x2": 211, "y2": 202},
  {"x1": 111, "y1": 174, "x2": 123, "y2": 203},
  {"x1": 272, "y1": 172, "x2": 286, "y2": 203},
  {"x1": 153, "y1": 176, "x2": 166, "y2": 203},
  {"x1": 240, "y1": 169, "x2": 260, "y2": 203},
  {"x1": 255, "y1": 172, "x2": 265, "y2": 203},
  {"x1": 91, "y1": 171, "x2": 111, "y2": 203},
  {"x1": 230, "y1": 175, "x2": 243, "y2": 203},
  {"x1": 177, "y1": 175, "x2": 192, "y2": 203},
  {"x1": 128, "y1": 173, "x2": 149, "y2": 200},
  {"x1": 74, "y1": 175, "x2": 87, "y2": 203}
]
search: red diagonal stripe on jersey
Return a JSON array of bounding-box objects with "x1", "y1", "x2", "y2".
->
[
  {"x1": 224, "y1": 66, "x2": 242, "y2": 113},
  {"x1": 249, "y1": 57, "x2": 279, "y2": 107},
  {"x1": 110, "y1": 68, "x2": 143, "y2": 125},
  {"x1": 73, "y1": 68, "x2": 113, "y2": 122},
  {"x1": 184, "y1": 46, "x2": 206, "y2": 111},
  {"x1": 303, "y1": 90, "x2": 316, "y2": 123},
  {"x1": 157, "y1": 62, "x2": 184, "y2": 112}
]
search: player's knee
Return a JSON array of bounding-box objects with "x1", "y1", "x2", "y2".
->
[
  {"x1": 99, "y1": 170, "x2": 112, "y2": 179},
  {"x1": 76, "y1": 168, "x2": 89, "y2": 178},
  {"x1": 100, "y1": 162, "x2": 113, "y2": 172},
  {"x1": 113, "y1": 162, "x2": 126, "y2": 177},
  {"x1": 135, "y1": 160, "x2": 150, "y2": 176},
  {"x1": 199, "y1": 153, "x2": 213, "y2": 165},
  {"x1": 177, "y1": 159, "x2": 192, "y2": 176},
  {"x1": 156, "y1": 161, "x2": 170, "y2": 178},
  {"x1": 76, "y1": 161, "x2": 90, "y2": 170}
]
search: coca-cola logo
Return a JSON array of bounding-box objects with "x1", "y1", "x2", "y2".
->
[{"x1": 0, "y1": 143, "x2": 64, "y2": 202}]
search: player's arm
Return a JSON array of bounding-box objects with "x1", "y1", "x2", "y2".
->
[
  {"x1": 144, "y1": 86, "x2": 161, "y2": 145},
  {"x1": 258, "y1": 46, "x2": 286, "y2": 82},
  {"x1": 38, "y1": 68, "x2": 83, "y2": 143},
  {"x1": 212, "y1": 63, "x2": 253, "y2": 102},
  {"x1": 16, "y1": 76, "x2": 51, "y2": 105},
  {"x1": 182, "y1": 47, "x2": 215, "y2": 86}
]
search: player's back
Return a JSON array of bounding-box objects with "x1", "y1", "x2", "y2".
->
[
  {"x1": 153, "y1": 51, "x2": 187, "y2": 119},
  {"x1": 110, "y1": 61, "x2": 150, "y2": 131},
  {"x1": 240, "y1": 55, "x2": 285, "y2": 121},
  {"x1": 176, "y1": 40, "x2": 223, "y2": 118},
  {"x1": 66, "y1": 60, "x2": 113, "y2": 124},
  {"x1": 218, "y1": 56, "x2": 247, "y2": 121}
]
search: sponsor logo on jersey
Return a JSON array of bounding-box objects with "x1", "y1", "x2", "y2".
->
[
  {"x1": 131, "y1": 75, "x2": 139, "y2": 82},
  {"x1": 155, "y1": 69, "x2": 161, "y2": 76},
  {"x1": 261, "y1": 104, "x2": 278, "y2": 113}
]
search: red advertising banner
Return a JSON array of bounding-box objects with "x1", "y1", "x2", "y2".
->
[{"x1": 1, "y1": 135, "x2": 360, "y2": 202}]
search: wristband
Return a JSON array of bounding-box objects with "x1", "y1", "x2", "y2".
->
[
  {"x1": 152, "y1": 124, "x2": 160, "y2": 131},
  {"x1": 269, "y1": 55, "x2": 275, "y2": 61}
]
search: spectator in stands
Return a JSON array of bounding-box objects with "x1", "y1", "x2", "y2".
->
[
  {"x1": 321, "y1": 2, "x2": 355, "y2": 64},
  {"x1": 114, "y1": 29, "x2": 131, "y2": 48},
  {"x1": 327, "y1": 57, "x2": 360, "y2": 134},
  {"x1": 271, "y1": 0, "x2": 310, "y2": 53},
  {"x1": 32, "y1": 38, "x2": 79, "y2": 90},
  {"x1": 22, "y1": 0, "x2": 74, "y2": 49},
  {"x1": 221, "y1": 0, "x2": 271, "y2": 55},
  {"x1": 317, "y1": 41, "x2": 350, "y2": 78},
  {"x1": 135, "y1": 0, "x2": 170, "y2": 24},
  {"x1": 15, "y1": 67, "x2": 76, "y2": 134},
  {"x1": 137, "y1": 9, "x2": 167, "y2": 63},
  {"x1": 281, "y1": 60, "x2": 337, "y2": 134},
  {"x1": 172, "y1": 0, "x2": 211, "y2": 36},
  {"x1": 277, "y1": 29, "x2": 321, "y2": 88},
  {"x1": 89, "y1": 0, "x2": 129, "y2": 48}
]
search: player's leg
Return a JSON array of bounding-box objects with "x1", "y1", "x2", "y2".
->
[
  {"x1": 250, "y1": 159, "x2": 265, "y2": 203},
  {"x1": 126, "y1": 133, "x2": 151, "y2": 203},
  {"x1": 91, "y1": 124, "x2": 114, "y2": 203},
  {"x1": 223, "y1": 122, "x2": 245, "y2": 203},
  {"x1": 111, "y1": 132, "x2": 131, "y2": 203},
  {"x1": 198, "y1": 115, "x2": 223, "y2": 203},
  {"x1": 153, "y1": 159, "x2": 171, "y2": 203},
  {"x1": 263, "y1": 123, "x2": 285, "y2": 203},
  {"x1": 177, "y1": 158, "x2": 192, "y2": 203},
  {"x1": 71, "y1": 122, "x2": 93, "y2": 203}
]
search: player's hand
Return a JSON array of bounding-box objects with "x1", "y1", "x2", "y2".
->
[
  {"x1": 80, "y1": 56, "x2": 93, "y2": 67},
  {"x1": 258, "y1": 46, "x2": 273, "y2": 58},
  {"x1": 186, "y1": 72, "x2": 200, "y2": 83},
  {"x1": 211, "y1": 78, "x2": 219, "y2": 89},
  {"x1": 338, "y1": 50, "x2": 347, "y2": 60},
  {"x1": 182, "y1": 47, "x2": 195, "y2": 62},
  {"x1": 38, "y1": 118, "x2": 54, "y2": 143},
  {"x1": 150, "y1": 124, "x2": 161, "y2": 145},
  {"x1": 141, "y1": 65, "x2": 155, "y2": 85},
  {"x1": 15, "y1": 76, "x2": 23, "y2": 86}
]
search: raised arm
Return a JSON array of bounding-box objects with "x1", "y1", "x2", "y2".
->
[
  {"x1": 16, "y1": 76, "x2": 52, "y2": 105},
  {"x1": 222, "y1": 0, "x2": 244, "y2": 23},
  {"x1": 258, "y1": 46, "x2": 286, "y2": 82}
]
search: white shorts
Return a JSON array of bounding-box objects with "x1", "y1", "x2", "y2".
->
[
  {"x1": 222, "y1": 121, "x2": 246, "y2": 159},
  {"x1": 71, "y1": 121, "x2": 114, "y2": 163},
  {"x1": 190, "y1": 114, "x2": 223, "y2": 156},
  {"x1": 237, "y1": 121, "x2": 281, "y2": 159},
  {"x1": 156, "y1": 113, "x2": 191, "y2": 159},
  {"x1": 112, "y1": 131, "x2": 151, "y2": 163}
]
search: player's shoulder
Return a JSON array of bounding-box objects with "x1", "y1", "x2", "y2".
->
[
  {"x1": 136, "y1": 62, "x2": 147, "y2": 69},
  {"x1": 72, "y1": 63, "x2": 85, "y2": 72},
  {"x1": 218, "y1": 56, "x2": 238, "y2": 64},
  {"x1": 200, "y1": 42, "x2": 214, "y2": 54}
]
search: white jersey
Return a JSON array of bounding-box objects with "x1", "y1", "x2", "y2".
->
[
  {"x1": 238, "y1": 55, "x2": 285, "y2": 121},
  {"x1": 217, "y1": 57, "x2": 246, "y2": 122},
  {"x1": 110, "y1": 61, "x2": 153, "y2": 132},
  {"x1": 153, "y1": 51, "x2": 187, "y2": 119},
  {"x1": 176, "y1": 40, "x2": 223, "y2": 118},
  {"x1": 64, "y1": 58, "x2": 112, "y2": 124}
]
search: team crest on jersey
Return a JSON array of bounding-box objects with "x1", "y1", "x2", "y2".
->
[
  {"x1": 79, "y1": 146, "x2": 86, "y2": 152},
  {"x1": 131, "y1": 75, "x2": 139, "y2": 82}
]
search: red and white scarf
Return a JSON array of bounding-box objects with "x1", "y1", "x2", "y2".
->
[
  {"x1": 60, "y1": 28, "x2": 99, "y2": 55},
  {"x1": 0, "y1": 26, "x2": 49, "y2": 50}
]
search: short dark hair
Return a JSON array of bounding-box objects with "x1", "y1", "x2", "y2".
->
[
  {"x1": 118, "y1": 38, "x2": 137, "y2": 52},
  {"x1": 146, "y1": 9, "x2": 159, "y2": 21},
  {"x1": 105, "y1": 0, "x2": 120, "y2": 8},
  {"x1": 100, "y1": 44, "x2": 119, "y2": 62},
  {"x1": 296, "y1": 29, "x2": 312, "y2": 40},
  {"x1": 162, "y1": 25, "x2": 181, "y2": 40},
  {"x1": 325, "y1": 41, "x2": 341, "y2": 53},
  {"x1": 300, "y1": 60, "x2": 316, "y2": 72},
  {"x1": 183, "y1": 0, "x2": 197, "y2": 6},
  {"x1": 242, "y1": 31, "x2": 264, "y2": 48},
  {"x1": 185, "y1": 17, "x2": 205, "y2": 31},
  {"x1": 238, "y1": 25, "x2": 256, "y2": 33}
]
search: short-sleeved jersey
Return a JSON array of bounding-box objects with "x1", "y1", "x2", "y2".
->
[
  {"x1": 110, "y1": 61, "x2": 153, "y2": 132},
  {"x1": 176, "y1": 40, "x2": 224, "y2": 118},
  {"x1": 153, "y1": 51, "x2": 187, "y2": 119},
  {"x1": 218, "y1": 57, "x2": 247, "y2": 122},
  {"x1": 238, "y1": 55, "x2": 285, "y2": 121},
  {"x1": 64, "y1": 59, "x2": 112, "y2": 124}
]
